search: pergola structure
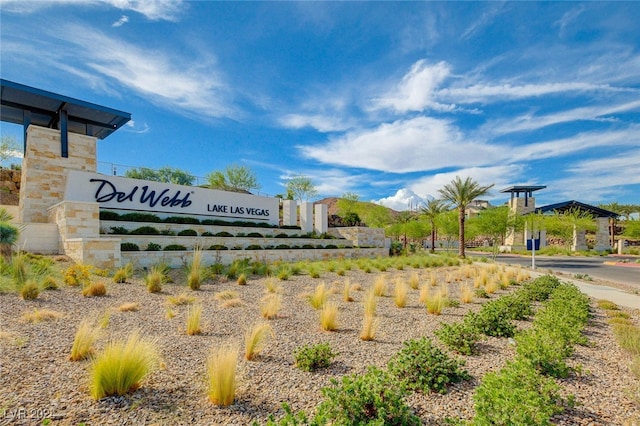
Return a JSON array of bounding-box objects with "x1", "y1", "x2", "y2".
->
[
  {"x1": 536, "y1": 200, "x2": 619, "y2": 251},
  {"x1": 1, "y1": 79, "x2": 130, "y2": 157}
]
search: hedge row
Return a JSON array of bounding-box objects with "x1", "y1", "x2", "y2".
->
[
  {"x1": 100, "y1": 210, "x2": 286, "y2": 229},
  {"x1": 108, "y1": 226, "x2": 339, "y2": 239},
  {"x1": 121, "y1": 243, "x2": 345, "y2": 252}
]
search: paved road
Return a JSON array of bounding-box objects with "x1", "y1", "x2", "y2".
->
[{"x1": 486, "y1": 254, "x2": 639, "y2": 287}]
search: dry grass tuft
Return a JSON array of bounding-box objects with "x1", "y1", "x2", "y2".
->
[
  {"x1": 419, "y1": 283, "x2": 430, "y2": 304},
  {"x1": 460, "y1": 284, "x2": 474, "y2": 304},
  {"x1": 373, "y1": 275, "x2": 387, "y2": 297},
  {"x1": 83, "y1": 282, "x2": 107, "y2": 297},
  {"x1": 429, "y1": 271, "x2": 438, "y2": 287},
  {"x1": 363, "y1": 288, "x2": 377, "y2": 317},
  {"x1": 350, "y1": 283, "x2": 362, "y2": 292},
  {"x1": 89, "y1": 331, "x2": 159, "y2": 400},
  {"x1": 308, "y1": 283, "x2": 328, "y2": 310},
  {"x1": 20, "y1": 280, "x2": 40, "y2": 300},
  {"x1": 264, "y1": 278, "x2": 283, "y2": 294},
  {"x1": 244, "y1": 322, "x2": 273, "y2": 360},
  {"x1": 186, "y1": 304, "x2": 203, "y2": 335},
  {"x1": 360, "y1": 313, "x2": 379, "y2": 341},
  {"x1": 187, "y1": 247, "x2": 205, "y2": 290},
  {"x1": 320, "y1": 302, "x2": 339, "y2": 331},
  {"x1": 166, "y1": 293, "x2": 196, "y2": 306},
  {"x1": 260, "y1": 293, "x2": 282, "y2": 319},
  {"x1": 221, "y1": 298, "x2": 244, "y2": 308},
  {"x1": 21, "y1": 308, "x2": 64, "y2": 323},
  {"x1": 236, "y1": 273, "x2": 248, "y2": 286},
  {"x1": 207, "y1": 342, "x2": 239, "y2": 406},
  {"x1": 214, "y1": 290, "x2": 239, "y2": 301},
  {"x1": 408, "y1": 272, "x2": 420, "y2": 290},
  {"x1": 70, "y1": 319, "x2": 100, "y2": 361},
  {"x1": 484, "y1": 279, "x2": 498, "y2": 294},
  {"x1": 118, "y1": 302, "x2": 140, "y2": 312},
  {"x1": 342, "y1": 279, "x2": 354, "y2": 302},
  {"x1": 394, "y1": 279, "x2": 408, "y2": 308},
  {"x1": 597, "y1": 300, "x2": 619, "y2": 310},
  {"x1": 426, "y1": 290, "x2": 445, "y2": 315}
]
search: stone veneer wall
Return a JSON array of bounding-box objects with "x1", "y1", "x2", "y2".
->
[
  {"x1": 504, "y1": 196, "x2": 537, "y2": 248},
  {"x1": 19, "y1": 126, "x2": 96, "y2": 223},
  {"x1": 327, "y1": 226, "x2": 386, "y2": 248}
]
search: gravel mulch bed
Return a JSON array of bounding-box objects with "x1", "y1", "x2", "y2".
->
[{"x1": 1, "y1": 261, "x2": 638, "y2": 425}]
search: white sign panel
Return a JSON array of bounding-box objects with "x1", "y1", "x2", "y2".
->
[{"x1": 64, "y1": 170, "x2": 279, "y2": 225}]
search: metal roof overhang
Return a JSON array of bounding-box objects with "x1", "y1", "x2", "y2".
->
[
  {"x1": 1, "y1": 79, "x2": 130, "y2": 157},
  {"x1": 535, "y1": 200, "x2": 619, "y2": 218}
]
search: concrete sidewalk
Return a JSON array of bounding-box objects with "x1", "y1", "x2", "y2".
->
[{"x1": 529, "y1": 270, "x2": 640, "y2": 309}]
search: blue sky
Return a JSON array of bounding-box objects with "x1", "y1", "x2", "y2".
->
[{"x1": 1, "y1": 1, "x2": 639, "y2": 210}]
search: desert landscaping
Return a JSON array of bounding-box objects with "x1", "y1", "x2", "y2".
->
[{"x1": 1, "y1": 253, "x2": 638, "y2": 425}]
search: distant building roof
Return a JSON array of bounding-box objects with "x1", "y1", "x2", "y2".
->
[
  {"x1": 1, "y1": 79, "x2": 130, "y2": 140},
  {"x1": 500, "y1": 185, "x2": 547, "y2": 194},
  {"x1": 535, "y1": 200, "x2": 619, "y2": 218}
]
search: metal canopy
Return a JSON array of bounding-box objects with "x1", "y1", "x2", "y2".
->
[
  {"x1": 536, "y1": 200, "x2": 619, "y2": 218},
  {"x1": 1, "y1": 79, "x2": 130, "y2": 157},
  {"x1": 500, "y1": 185, "x2": 547, "y2": 195}
]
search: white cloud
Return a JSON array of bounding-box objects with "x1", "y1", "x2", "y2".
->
[
  {"x1": 50, "y1": 25, "x2": 234, "y2": 119},
  {"x1": 373, "y1": 60, "x2": 453, "y2": 112},
  {"x1": 279, "y1": 114, "x2": 353, "y2": 132},
  {"x1": 112, "y1": 15, "x2": 129, "y2": 27},
  {"x1": 408, "y1": 165, "x2": 525, "y2": 203},
  {"x1": 299, "y1": 116, "x2": 499, "y2": 173},
  {"x1": 482, "y1": 100, "x2": 640, "y2": 136},
  {"x1": 104, "y1": 0, "x2": 185, "y2": 21},
  {"x1": 438, "y1": 82, "x2": 624, "y2": 105},
  {"x1": 0, "y1": 0, "x2": 184, "y2": 20},
  {"x1": 374, "y1": 188, "x2": 430, "y2": 211},
  {"x1": 124, "y1": 120, "x2": 150, "y2": 134}
]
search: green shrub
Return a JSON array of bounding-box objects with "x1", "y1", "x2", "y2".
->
[
  {"x1": 120, "y1": 242, "x2": 140, "y2": 251},
  {"x1": 435, "y1": 315, "x2": 482, "y2": 355},
  {"x1": 275, "y1": 244, "x2": 291, "y2": 250},
  {"x1": 474, "y1": 288, "x2": 489, "y2": 298},
  {"x1": 164, "y1": 244, "x2": 187, "y2": 251},
  {"x1": 130, "y1": 226, "x2": 160, "y2": 235},
  {"x1": 119, "y1": 212, "x2": 161, "y2": 222},
  {"x1": 109, "y1": 226, "x2": 129, "y2": 235},
  {"x1": 99, "y1": 210, "x2": 120, "y2": 220},
  {"x1": 491, "y1": 292, "x2": 534, "y2": 320},
  {"x1": 323, "y1": 244, "x2": 338, "y2": 249},
  {"x1": 163, "y1": 216, "x2": 200, "y2": 224},
  {"x1": 387, "y1": 337, "x2": 470, "y2": 394},
  {"x1": 294, "y1": 342, "x2": 336, "y2": 372},
  {"x1": 515, "y1": 328, "x2": 572, "y2": 378},
  {"x1": 261, "y1": 402, "x2": 316, "y2": 426},
  {"x1": 521, "y1": 275, "x2": 560, "y2": 302},
  {"x1": 247, "y1": 232, "x2": 264, "y2": 238},
  {"x1": 177, "y1": 229, "x2": 198, "y2": 236},
  {"x1": 472, "y1": 300, "x2": 516, "y2": 338},
  {"x1": 146, "y1": 242, "x2": 161, "y2": 251},
  {"x1": 208, "y1": 244, "x2": 228, "y2": 250},
  {"x1": 317, "y1": 366, "x2": 420, "y2": 425},
  {"x1": 214, "y1": 231, "x2": 234, "y2": 237},
  {"x1": 246, "y1": 244, "x2": 263, "y2": 250},
  {"x1": 473, "y1": 360, "x2": 562, "y2": 426},
  {"x1": 201, "y1": 231, "x2": 215, "y2": 237},
  {"x1": 160, "y1": 229, "x2": 176, "y2": 236},
  {"x1": 274, "y1": 233, "x2": 289, "y2": 238}
]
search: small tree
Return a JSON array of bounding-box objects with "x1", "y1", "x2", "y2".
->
[
  {"x1": 622, "y1": 219, "x2": 640, "y2": 239},
  {"x1": 337, "y1": 192, "x2": 362, "y2": 225},
  {"x1": 285, "y1": 174, "x2": 318, "y2": 202},
  {"x1": 543, "y1": 208, "x2": 595, "y2": 250},
  {"x1": 360, "y1": 203, "x2": 393, "y2": 228},
  {"x1": 437, "y1": 210, "x2": 459, "y2": 252},
  {"x1": 125, "y1": 166, "x2": 194, "y2": 185},
  {"x1": 0, "y1": 135, "x2": 20, "y2": 169},
  {"x1": 206, "y1": 164, "x2": 261, "y2": 193},
  {"x1": 438, "y1": 176, "x2": 494, "y2": 258},
  {"x1": 420, "y1": 199, "x2": 448, "y2": 253},
  {"x1": 470, "y1": 205, "x2": 522, "y2": 259}
]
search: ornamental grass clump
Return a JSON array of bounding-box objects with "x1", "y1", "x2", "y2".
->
[
  {"x1": 186, "y1": 304, "x2": 203, "y2": 335},
  {"x1": 460, "y1": 283, "x2": 474, "y2": 304},
  {"x1": 20, "y1": 280, "x2": 40, "y2": 300},
  {"x1": 360, "y1": 313, "x2": 379, "y2": 341},
  {"x1": 342, "y1": 279, "x2": 353, "y2": 302},
  {"x1": 70, "y1": 319, "x2": 100, "y2": 361},
  {"x1": 387, "y1": 337, "x2": 470, "y2": 394},
  {"x1": 113, "y1": 262, "x2": 133, "y2": 283},
  {"x1": 613, "y1": 324, "x2": 640, "y2": 356},
  {"x1": 82, "y1": 281, "x2": 107, "y2": 297},
  {"x1": 408, "y1": 271, "x2": 420, "y2": 290},
  {"x1": 145, "y1": 264, "x2": 165, "y2": 293},
  {"x1": 206, "y1": 342, "x2": 239, "y2": 406},
  {"x1": 21, "y1": 308, "x2": 63, "y2": 323},
  {"x1": 308, "y1": 283, "x2": 328, "y2": 310},
  {"x1": 363, "y1": 288, "x2": 377, "y2": 317},
  {"x1": 187, "y1": 247, "x2": 205, "y2": 290},
  {"x1": 64, "y1": 263, "x2": 92, "y2": 287},
  {"x1": 394, "y1": 279, "x2": 408, "y2": 308},
  {"x1": 320, "y1": 302, "x2": 339, "y2": 331},
  {"x1": 264, "y1": 277, "x2": 283, "y2": 294},
  {"x1": 426, "y1": 289, "x2": 445, "y2": 315},
  {"x1": 373, "y1": 275, "x2": 387, "y2": 297},
  {"x1": 244, "y1": 322, "x2": 273, "y2": 361},
  {"x1": 89, "y1": 331, "x2": 159, "y2": 400},
  {"x1": 261, "y1": 293, "x2": 282, "y2": 319},
  {"x1": 166, "y1": 293, "x2": 195, "y2": 306}
]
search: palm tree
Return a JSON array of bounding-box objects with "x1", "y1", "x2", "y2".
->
[
  {"x1": 438, "y1": 176, "x2": 494, "y2": 258},
  {"x1": 420, "y1": 199, "x2": 449, "y2": 253}
]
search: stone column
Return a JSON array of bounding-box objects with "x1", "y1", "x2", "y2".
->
[
  {"x1": 300, "y1": 202, "x2": 313, "y2": 233},
  {"x1": 314, "y1": 203, "x2": 328, "y2": 234},
  {"x1": 19, "y1": 125, "x2": 96, "y2": 223},
  {"x1": 594, "y1": 217, "x2": 611, "y2": 252},
  {"x1": 572, "y1": 225, "x2": 588, "y2": 251},
  {"x1": 282, "y1": 200, "x2": 297, "y2": 227}
]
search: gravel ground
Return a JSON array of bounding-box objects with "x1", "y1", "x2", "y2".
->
[{"x1": 1, "y1": 260, "x2": 638, "y2": 426}]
